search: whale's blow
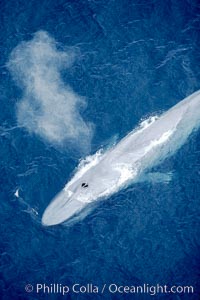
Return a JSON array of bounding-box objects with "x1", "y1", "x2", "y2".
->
[{"x1": 8, "y1": 31, "x2": 93, "y2": 152}]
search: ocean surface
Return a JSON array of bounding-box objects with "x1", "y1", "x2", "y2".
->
[{"x1": 0, "y1": 0, "x2": 200, "y2": 299}]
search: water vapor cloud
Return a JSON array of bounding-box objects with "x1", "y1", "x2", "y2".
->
[{"x1": 8, "y1": 31, "x2": 93, "y2": 151}]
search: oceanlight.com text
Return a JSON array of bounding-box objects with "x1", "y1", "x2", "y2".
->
[{"x1": 25, "y1": 283, "x2": 194, "y2": 296}]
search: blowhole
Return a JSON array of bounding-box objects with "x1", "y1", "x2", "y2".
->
[{"x1": 81, "y1": 182, "x2": 88, "y2": 188}]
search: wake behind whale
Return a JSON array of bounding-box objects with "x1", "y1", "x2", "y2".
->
[{"x1": 42, "y1": 90, "x2": 200, "y2": 226}]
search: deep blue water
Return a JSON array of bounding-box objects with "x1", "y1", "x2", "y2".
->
[{"x1": 1, "y1": 0, "x2": 200, "y2": 299}]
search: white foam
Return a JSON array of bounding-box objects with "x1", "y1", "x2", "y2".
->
[
  {"x1": 115, "y1": 163, "x2": 138, "y2": 185},
  {"x1": 139, "y1": 115, "x2": 159, "y2": 130},
  {"x1": 144, "y1": 129, "x2": 174, "y2": 153},
  {"x1": 64, "y1": 149, "x2": 104, "y2": 189}
]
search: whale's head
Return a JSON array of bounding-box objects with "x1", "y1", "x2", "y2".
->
[
  {"x1": 41, "y1": 180, "x2": 92, "y2": 226},
  {"x1": 41, "y1": 166, "x2": 109, "y2": 226},
  {"x1": 42, "y1": 160, "x2": 137, "y2": 226}
]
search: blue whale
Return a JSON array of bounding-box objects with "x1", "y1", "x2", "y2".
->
[{"x1": 42, "y1": 90, "x2": 200, "y2": 226}]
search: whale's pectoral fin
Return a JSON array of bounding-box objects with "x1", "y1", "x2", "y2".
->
[{"x1": 139, "y1": 172, "x2": 173, "y2": 184}]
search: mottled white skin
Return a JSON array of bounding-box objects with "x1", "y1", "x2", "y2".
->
[{"x1": 42, "y1": 90, "x2": 200, "y2": 226}]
